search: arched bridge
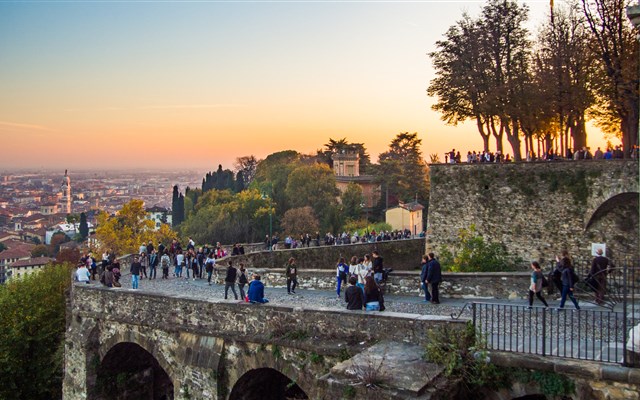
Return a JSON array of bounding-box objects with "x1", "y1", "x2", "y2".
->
[{"x1": 62, "y1": 284, "x2": 464, "y2": 400}]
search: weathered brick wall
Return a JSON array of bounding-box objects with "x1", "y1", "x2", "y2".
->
[{"x1": 427, "y1": 160, "x2": 639, "y2": 263}]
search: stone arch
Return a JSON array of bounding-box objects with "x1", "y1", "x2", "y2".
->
[
  {"x1": 584, "y1": 192, "x2": 639, "y2": 257},
  {"x1": 228, "y1": 367, "x2": 308, "y2": 400},
  {"x1": 98, "y1": 329, "x2": 177, "y2": 388},
  {"x1": 585, "y1": 192, "x2": 639, "y2": 230},
  {"x1": 96, "y1": 342, "x2": 174, "y2": 399}
]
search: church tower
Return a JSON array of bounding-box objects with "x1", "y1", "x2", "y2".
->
[{"x1": 61, "y1": 169, "x2": 71, "y2": 214}]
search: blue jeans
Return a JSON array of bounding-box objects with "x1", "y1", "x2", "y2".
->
[
  {"x1": 336, "y1": 276, "x2": 345, "y2": 296},
  {"x1": 422, "y1": 282, "x2": 431, "y2": 301},
  {"x1": 132, "y1": 274, "x2": 139, "y2": 289},
  {"x1": 560, "y1": 285, "x2": 580, "y2": 309}
]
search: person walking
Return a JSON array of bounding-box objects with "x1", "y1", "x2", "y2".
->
[
  {"x1": 286, "y1": 257, "x2": 298, "y2": 295},
  {"x1": 590, "y1": 248, "x2": 610, "y2": 305},
  {"x1": 205, "y1": 253, "x2": 216, "y2": 285},
  {"x1": 224, "y1": 261, "x2": 239, "y2": 300},
  {"x1": 426, "y1": 253, "x2": 442, "y2": 304},
  {"x1": 336, "y1": 257, "x2": 348, "y2": 298},
  {"x1": 130, "y1": 255, "x2": 141, "y2": 289},
  {"x1": 140, "y1": 252, "x2": 149, "y2": 279},
  {"x1": 528, "y1": 262, "x2": 549, "y2": 309},
  {"x1": 238, "y1": 263, "x2": 249, "y2": 301},
  {"x1": 557, "y1": 253, "x2": 580, "y2": 310}
]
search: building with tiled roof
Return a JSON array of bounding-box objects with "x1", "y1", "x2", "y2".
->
[
  {"x1": 385, "y1": 201, "x2": 425, "y2": 235},
  {"x1": 7, "y1": 257, "x2": 55, "y2": 281}
]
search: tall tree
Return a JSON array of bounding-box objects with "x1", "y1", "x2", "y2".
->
[
  {"x1": 251, "y1": 150, "x2": 301, "y2": 216},
  {"x1": 340, "y1": 182, "x2": 364, "y2": 221},
  {"x1": 284, "y1": 163, "x2": 339, "y2": 232},
  {"x1": 375, "y1": 132, "x2": 430, "y2": 208},
  {"x1": 281, "y1": 206, "x2": 320, "y2": 237},
  {"x1": 533, "y1": 4, "x2": 595, "y2": 155},
  {"x1": 428, "y1": 14, "x2": 493, "y2": 151},
  {"x1": 480, "y1": 0, "x2": 531, "y2": 160},
  {"x1": 95, "y1": 199, "x2": 156, "y2": 255},
  {"x1": 78, "y1": 212, "x2": 89, "y2": 240},
  {"x1": 234, "y1": 155, "x2": 259, "y2": 189},
  {"x1": 171, "y1": 185, "x2": 181, "y2": 227},
  {"x1": 0, "y1": 263, "x2": 72, "y2": 400},
  {"x1": 581, "y1": 0, "x2": 639, "y2": 155}
]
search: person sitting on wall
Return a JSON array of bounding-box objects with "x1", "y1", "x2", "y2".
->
[
  {"x1": 248, "y1": 274, "x2": 269, "y2": 304},
  {"x1": 345, "y1": 275, "x2": 364, "y2": 311}
]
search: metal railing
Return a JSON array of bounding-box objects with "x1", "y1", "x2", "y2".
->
[{"x1": 472, "y1": 260, "x2": 640, "y2": 367}]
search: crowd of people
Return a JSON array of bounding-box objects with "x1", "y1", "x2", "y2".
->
[
  {"x1": 73, "y1": 236, "x2": 613, "y2": 313},
  {"x1": 265, "y1": 229, "x2": 420, "y2": 251},
  {"x1": 443, "y1": 145, "x2": 639, "y2": 164}
]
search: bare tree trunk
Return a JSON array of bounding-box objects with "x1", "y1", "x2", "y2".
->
[
  {"x1": 490, "y1": 117, "x2": 504, "y2": 153},
  {"x1": 477, "y1": 115, "x2": 490, "y2": 152}
]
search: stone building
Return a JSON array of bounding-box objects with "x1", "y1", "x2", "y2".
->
[
  {"x1": 331, "y1": 151, "x2": 380, "y2": 208},
  {"x1": 385, "y1": 200, "x2": 424, "y2": 234}
]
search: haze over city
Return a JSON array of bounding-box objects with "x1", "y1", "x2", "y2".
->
[{"x1": 1, "y1": 0, "x2": 612, "y2": 171}]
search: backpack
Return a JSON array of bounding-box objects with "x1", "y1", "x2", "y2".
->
[
  {"x1": 161, "y1": 256, "x2": 169, "y2": 268},
  {"x1": 541, "y1": 275, "x2": 549, "y2": 288},
  {"x1": 571, "y1": 268, "x2": 580, "y2": 283}
]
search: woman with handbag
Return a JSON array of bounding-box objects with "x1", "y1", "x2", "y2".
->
[{"x1": 528, "y1": 261, "x2": 549, "y2": 309}]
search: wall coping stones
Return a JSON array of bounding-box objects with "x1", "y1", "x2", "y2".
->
[{"x1": 489, "y1": 351, "x2": 640, "y2": 386}]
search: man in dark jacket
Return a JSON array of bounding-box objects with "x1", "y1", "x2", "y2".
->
[
  {"x1": 345, "y1": 276, "x2": 364, "y2": 310},
  {"x1": 426, "y1": 253, "x2": 442, "y2": 304},
  {"x1": 590, "y1": 248, "x2": 610, "y2": 305},
  {"x1": 224, "y1": 262, "x2": 238, "y2": 300}
]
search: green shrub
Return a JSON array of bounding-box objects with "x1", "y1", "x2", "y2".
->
[{"x1": 439, "y1": 225, "x2": 518, "y2": 272}]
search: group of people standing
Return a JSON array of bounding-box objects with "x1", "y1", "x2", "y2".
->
[
  {"x1": 339, "y1": 251, "x2": 387, "y2": 311},
  {"x1": 420, "y1": 253, "x2": 442, "y2": 304}
]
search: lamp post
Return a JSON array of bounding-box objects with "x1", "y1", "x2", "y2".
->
[{"x1": 262, "y1": 193, "x2": 273, "y2": 252}]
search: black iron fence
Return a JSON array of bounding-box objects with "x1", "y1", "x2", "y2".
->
[{"x1": 472, "y1": 260, "x2": 640, "y2": 367}]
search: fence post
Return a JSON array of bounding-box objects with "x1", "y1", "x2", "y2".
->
[
  {"x1": 622, "y1": 260, "x2": 628, "y2": 367},
  {"x1": 542, "y1": 307, "x2": 547, "y2": 357},
  {"x1": 472, "y1": 302, "x2": 477, "y2": 327}
]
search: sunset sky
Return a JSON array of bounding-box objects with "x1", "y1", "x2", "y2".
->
[{"x1": 0, "y1": 1, "x2": 612, "y2": 171}]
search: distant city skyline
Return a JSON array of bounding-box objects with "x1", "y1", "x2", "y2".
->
[{"x1": 0, "y1": 1, "x2": 612, "y2": 170}]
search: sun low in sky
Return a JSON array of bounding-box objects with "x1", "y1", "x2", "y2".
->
[{"x1": 0, "y1": 1, "x2": 611, "y2": 171}]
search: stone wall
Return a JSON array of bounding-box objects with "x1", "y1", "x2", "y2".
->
[
  {"x1": 211, "y1": 268, "x2": 532, "y2": 299},
  {"x1": 488, "y1": 352, "x2": 640, "y2": 400},
  {"x1": 217, "y1": 238, "x2": 426, "y2": 271},
  {"x1": 63, "y1": 284, "x2": 465, "y2": 400},
  {"x1": 427, "y1": 160, "x2": 639, "y2": 263}
]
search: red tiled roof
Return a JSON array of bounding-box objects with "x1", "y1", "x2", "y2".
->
[
  {"x1": 9, "y1": 257, "x2": 54, "y2": 268},
  {"x1": 0, "y1": 247, "x2": 32, "y2": 260}
]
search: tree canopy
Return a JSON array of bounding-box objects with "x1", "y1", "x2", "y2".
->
[{"x1": 0, "y1": 263, "x2": 72, "y2": 400}]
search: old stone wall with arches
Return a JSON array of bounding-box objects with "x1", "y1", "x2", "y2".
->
[
  {"x1": 62, "y1": 284, "x2": 465, "y2": 400},
  {"x1": 427, "y1": 160, "x2": 639, "y2": 263}
]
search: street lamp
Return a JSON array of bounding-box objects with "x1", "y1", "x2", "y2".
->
[{"x1": 262, "y1": 193, "x2": 273, "y2": 252}]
